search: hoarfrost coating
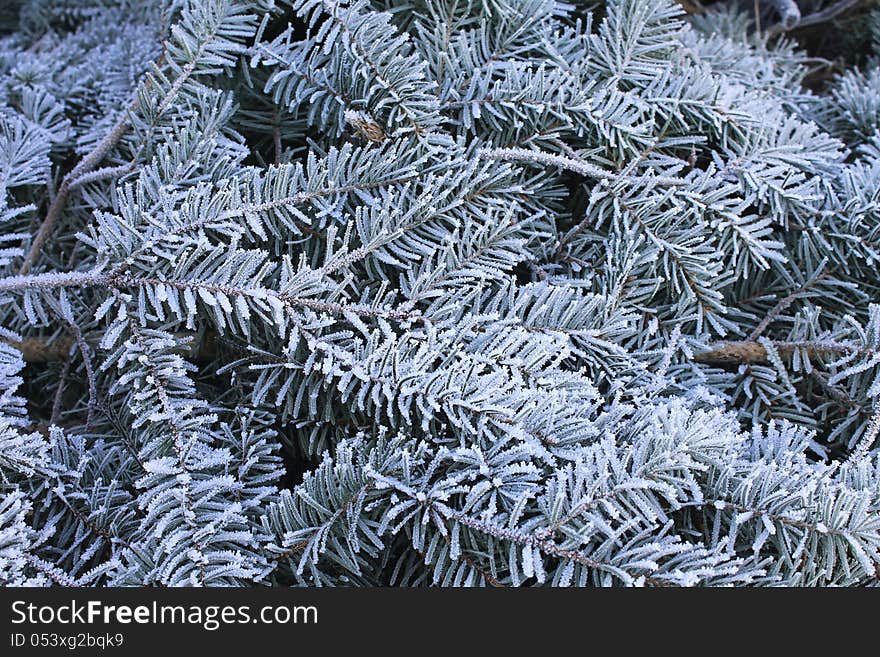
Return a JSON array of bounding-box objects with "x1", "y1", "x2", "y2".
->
[{"x1": 0, "y1": 0, "x2": 879, "y2": 587}]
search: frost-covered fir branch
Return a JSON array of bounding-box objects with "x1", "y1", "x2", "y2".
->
[{"x1": 1, "y1": 0, "x2": 880, "y2": 587}]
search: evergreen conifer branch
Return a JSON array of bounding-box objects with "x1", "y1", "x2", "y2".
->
[{"x1": 2, "y1": 0, "x2": 880, "y2": 587}]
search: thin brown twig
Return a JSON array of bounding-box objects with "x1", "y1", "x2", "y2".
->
[
  {"x1": 694, "y1": 339, "x2": 871, "y2": 365},
  {"x1": 17, "y1": 9, "x2": 176, "y2": 275},
  {"x1": 18, "y1": 108, "x2": 138, "y2": 275},
  {"x1": 767, "y1": 0, "x2": 864, "y2": 35},
  {"x1": 65, "y1": 320, "x2": 98, "y2": 429},
  {"x1": 2, "y1": 336, "x2": 74, "y2": 362},
  {"x1": 49, "y1": 357, "x2": 71, "y2": 426},
  {"x1": 748, "y1": 272, "x2": 829, "y2": 341}
]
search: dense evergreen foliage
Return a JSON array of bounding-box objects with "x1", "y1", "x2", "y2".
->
[{"x1": 1, "y1": 0, "x2": 880, "y2": 587}]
